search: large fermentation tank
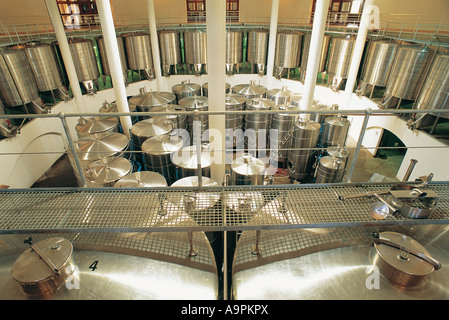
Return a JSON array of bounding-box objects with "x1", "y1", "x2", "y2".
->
[
  {"x1": 178, "y1": 96, "x2": 209, "y2": 144},
  {"x1": 172, "y1": 80, "x2": 202, "y2": 101},
  {"x1": 326, "y1": 35, "x2": 356, "y2": 91},
  {"x1": 172, "y1": 144, "x2": 211, "y2": 178},
  {"x1": 319, "y1": 115, "x2": 350, "y2": 148},
  {"x1": 67, "y1": 38, "x2": 100, "y2": 94},
  {"x1": 230, "y1": 153, "x2": 266, "y2": 186},
  {"x1": 232, "y1": 225, "x2": 449, "y2": 299},
  {"x1": 287, "y1": 120, "x2": 321, "y2": 182},
  {"x1": 123, "y1": 33, "x2": 154, "y2": 80},
  {"x1": 141, "y1": 134, "x2": 184, "y2": 185},
  {"x1": 300, "y1": 33, "x2": 331, "y2": 82},
  {"x1": 224, "y1": 94, "x2": 246, "y2": 149},
  {"x1": 202, "y1": 82, "x2": 230, "y2": 97},
  {"x1": 129, "y1": 87, "x2": 176, "y2": 120},
  {"x1": 0, "y1": 48, "x2": 47, "y2": 114},
  {"x1": 274, "y1": 30, "x2": 303, "y2": 78},
  {"x1": 158, "y1": 30, "x2": 182, "y2": 76},
  {"x1": 247, "y1": 29, "x2": 269, "y2": 75},
  {"x1": 130, "y1": 117, "x2": 173, "y2": 154},
  {"x1": 408, "y1": 52, "x2": 449, "y2": 129},
  {"x1": 380, "y1": 45, "x2": 434, "y2": 109},
  {"x1": 226, "y1": 29, "x2": 243, "y2": 74},
  {"x1": 184, "y1": 29, "x2": 207, "y2": 75},
  {"x1": 96, "y1": 36, "x2": 128, "y2": 84},
  {"x1": 270, "y1": 104, "x2": 299, "y2": 164},
  {"x1": 19, "y1": 42, "x2": 69, "y2": 101},
  {"x1": 267, "y1": 86, "x2": 293, "y2": 105},
  {"x1": 244, "y1": 98, "x2": 274, "y2": 158},
  {"x1": 314, "y1": 155, "x2": 345, "y2": 183},
  {"x1": 232, "y1": 80, "x2": 267, "y2": 99},
  {"x1": 150, "y1": 104, "x2": 188, "y2": 134},
  {"x1": 357, "y1": 40, "x2": 399, "y2": 98}
]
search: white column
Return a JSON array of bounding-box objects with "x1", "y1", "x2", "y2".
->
[
  {"x1": 206, "y1": 0, "x2": 226, "y2": 184},
  {"x1": 266, "y1": 0, "x2": 279, "y2": 80},
  {"x1": 45, "y1": 0, "x2": 86, "y2": 113},
  {"x1": 96, "y1": 0, "x2": 132, "y2": 138},
  {"x1": 300, "y1": 0, "x2": 330, "y2": 120},
  {"x1": 344, "y1": 0, "x2": 375, "y2": 107},
  {"x1": 147, "y1": 0, "x2": 162, "y2": 90}
]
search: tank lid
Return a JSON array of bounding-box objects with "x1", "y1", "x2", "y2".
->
[
  {"x1": 141, "y1": 134, "x2": 184, "y2": 155},
  {"x1": 171, "y1": 176, "x2": 219, "y2": 187},
  {"x1": 325, "y1": 146, "x2": 350, "y2": 159},
  {"x1": 267, "y1": 86, "x2": 293, "y2": 98},
  {"x1": 172, "y1": 144, "x2": 212, "y2": 169},
  {"x1": 75, "y1": 116, "x2": 118, "y2": 135},
  {"x1": 319, "y1": 156, "x2": 343, "y2": 169},
  {"x1": 75, "y1": 132, "x2": 129, "y2": 161},
  {"x1": 114, "y1": 171, "x2": 167, "y2": 187},
  {"x1": 129, "y1": 88, "x2": 176, "y2": 107},
  {"x1": 172, "y1": 80, "x2": 201, "y2": 94},
  {"x1": 247, "y1": 98, "x2": 274, "y2": 109},
  {"x1": 232, "y1": 81, "x2": 267, "y2": 96},
  {"x1": 150, "y1": 104, "x2": 186, "y2": 121},
  {"x1": 225, "y1": 94, "x2": 247, "y2": 105},
  {"x1": 178, "y1": 96, "x2": 209, "y2": 109},
  {"x1": 85, "y1": 156, "x2": 132, "y2": 184},
  {"x1": 130, "y1": 118, "x2": 173, "y2": 138},
  {"x1": 294, "y1": 119, "x2": 321, "y2": 131},
  {"x1": 231, "y1": 153, "x2": 266, "y2": 176}
]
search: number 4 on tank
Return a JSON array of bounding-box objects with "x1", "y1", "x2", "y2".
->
[{"x1": 89, "y1": 261, "x2": 99, "y2": 271}]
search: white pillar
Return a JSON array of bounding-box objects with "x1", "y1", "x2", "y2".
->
[
  {"x1": 206, "y1": 0, "x2": 226, "y2": 184},
  {"x1": 300, "y1": 0, "x2": 330, "y2": 120},
  {"x1": 344, "y1": 0, "x2": 375, "y2": 107},
  {"x1": 96, "y1": 0, "x2": 132, "y2": 138},
  {"x1": 266, "y1": 0, "x2": 279, "y2": 80},
  {"x1": 147, "y1": 0, "x2": 162, "y2": 90},
  {"x1": 45, "y1": 0, "x2": 86, "y2": 113}
]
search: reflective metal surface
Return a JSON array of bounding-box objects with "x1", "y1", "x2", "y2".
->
[
  {"x1": 319, "y1": 115, "x2": 350, "y2": 148},
  {"x1": 172, "y1": 80, "x2": 202, "y2": 101},
  {"x1": 247, "y1": 29, "x2": 269, "y2": 74},
  {"x1": 270, "y1": 104, "x2": 299, "y2": 160},
  {"x1": 123, "y1": 33, "x2": 153, "y2": 78},
  {"x1": 315, "y1": 156, "x2": 345, "y2": 183},
  {"x1": 300, "y1": 33, "x2": 331, "y2": 80},
  {"x1": 184, "y1": 29, "x2": 207, "y2": 74},
  {"x1": 130, "y1": 118, "x2": 173, "y2": 149},
  {"x1": 327, "y1": 35, "x2": 356, "y2": 78},
  {"x1": 96, "y1": 36, "x2": 127, "y2": 78},
  {"x1": 172, "y1": 144, "x2": 211, "y2": 178},
  {"x1": 232, "y1": 225, "x2": 449, "y2": 300},
  {"x1": 274, "y1": 30, "x2": 303, "y2": 69},
  {"x1": 67, "y1": 38, "x2": 100, "y2": 82},
  {"x1": 129, "y1": 87, "x2": 176, "y2": 116},
  {"x1": 225, "y1": 94, "x2": 246, "y2": 148},
  {"x1": 75, "y1": 116, "x2": 119, "y2": 138},
  {"x1": 85, "y1": 157, "x2": 132, "y2": 187},
  {"x1": 178, "y1": 95, "x2": 209, "y2": 143},
  {"x1": 232, "y1": 80, "x2": 267, "y2": 99},
  {"x1": 150, "y1": 104, "x2": 187, "y2": 132},
  {"x1": 158, "y1": 30, "x2": 181, "y2": 76},
  {"x1": 0, "y1": 232, "x2": 218, "y2": 300},
  {"x1": 230, "y1": 153, "x2": 266, "y2": 186},
  {"x1": 75, "y1": 132, "x2": 130, "y2": 162},
  {"x1": 267, "y1": 86, "x2": 293, "y2": 105},
  {"x1": 226, "y1": 30, "x2": 243, "y2": 74},
  {"x1": 114, "y1": 171, "x2": 167, "y2": 187}
]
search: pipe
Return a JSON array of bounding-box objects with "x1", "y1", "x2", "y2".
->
[
  {"x1": 147, "y1": 0, "x2": 162, "y2": 89},
  {"x1": 300, "y1": 0, "x2": 330, "y2": 120},
  {"x1": 403, "y1": 159, "x2": 418, "y2": 182},
  {"x1": 206, "y1": 0, "x2": 226, "y2": 185},
  {"x1": 344, "y1": 0, "x2": 376, "y2": 106},
  {"x1": 266, "y1": 0, "x2": 279, "y2": 80},
  {"x1": 44, "y1": 0, "x2": 86, "y2": 113},
  {"x1": 96, "y1": 0, "x2": 133, "y2": 138}
]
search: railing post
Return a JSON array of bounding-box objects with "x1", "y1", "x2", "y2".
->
[{"x1": 346, "y1": 109, "x2": 371, "y2": 183}]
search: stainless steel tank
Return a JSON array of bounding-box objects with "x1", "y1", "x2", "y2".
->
[
  {"x1": 230, "y1": 153, "x2": 266, "y2": 186},
  {"x1": 0, "y1": 49, "x2": 46, "y2": 113},
  {"x1": 226, "y1": 30, "x2": 243, "y2": 74},
  {"x1": 244, "y1": 98, "x2": 274, "y2": 157},
  {"x1": 270, "y1": 104, "x2": 299, "y2": 163},
  {"x1": 319, "y1": 115, "x2": 350, "y2": 148},
  {"x1": 123, "y1": 32, "x2": 154, "y2": 80},
  {"x1": 130, "y1": 117, "x2": 174, "y2": 151},
  {"x1": 247, "y1": 29, "x2": 269, "y2": 75},
  {"x1": 99, "y1": 100, "x2": 138, "y2": 125},
  {"x1": 327, "y1": 35, "x2": 356, "y2": 91},
  {"x1": 150, "y1": 104, "x2": 188, "y2": 133},
  {"x1": 184, "y1": 29, "x2": 207, "y2": 74},
  {"x1": 380, "y1": 45, "x2": 434, "y2": 109},
  {"x1": 158, "y1": 30, "x2": 182, "y2": 76},
  {"x1": 0, "y1": 231, "x2": 218, "y2": 299},
  {"x1": 202, "y1": 82, "x2": 230, "y2": 97},
  {"x1": 19, "y1": 42, "x2": 69, "y2": 101},
  {"x1": 356, "y1": 40, "x2": 399, "y2": 98},
  {"x1": 67, "y1": 38, "x2": 100, "y2": 93},
  {"x1": 178, "y1": 96, "x2": 209, "y2": 144},
  {"x1": 129, "y1": 87, "x2": 176, "y2": 119},
  {"x1": 75, "y1": 115, "x2": 120, "y2": 138},
  {"x1": 408, "y1": 53, "x2": 449, "y2": 129},
  {"x1": 287, "y1": 120, "x2": 321, "y2": 181},
  {"x1": 84, "y1": 156, "x2": 133, "y2": 187},
  {"x1": 267, "y1": 86, "x2": 293, "y2": 105},
  {"x1": 315, "y1": 155, "x2": 345, "y2": 183},
  {"x1": 172, "y1": 144, "x2": 211, "y2": 178},
  {"x1": 274, "y1": 30, "x2": 303, "y2": 78},
  {"x1": 224, "y1": 94, "x2": 246, "y2": 149},
  {"x1": 114, "y1": 171, "x2": 167, "y2": 187},
  {"x1": 141, "y1": 134, "x2": 184, "y2": 185},
  {"x1": 300, "y1": 33, "x2": 331, "y2": 82},
  {"x1": 232, "y1": 80, "x2": 267, "y2": 99},
  {"x1": 172, "y1": 80, "x2": 202, "y2": 101},
  {"x1": 96, "y1": 36, "x2": 128, "y2": 83}
]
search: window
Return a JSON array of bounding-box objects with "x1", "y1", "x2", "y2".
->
[
  {"x1": 57, "y1": 0, "x2": 98, "y2": 29},
  {"x1": 311, "y1": 0, "x2": 363, "y2": 26},
  {"x1": 186, "y1": 0, "x2": 239, "y2": 23}
]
